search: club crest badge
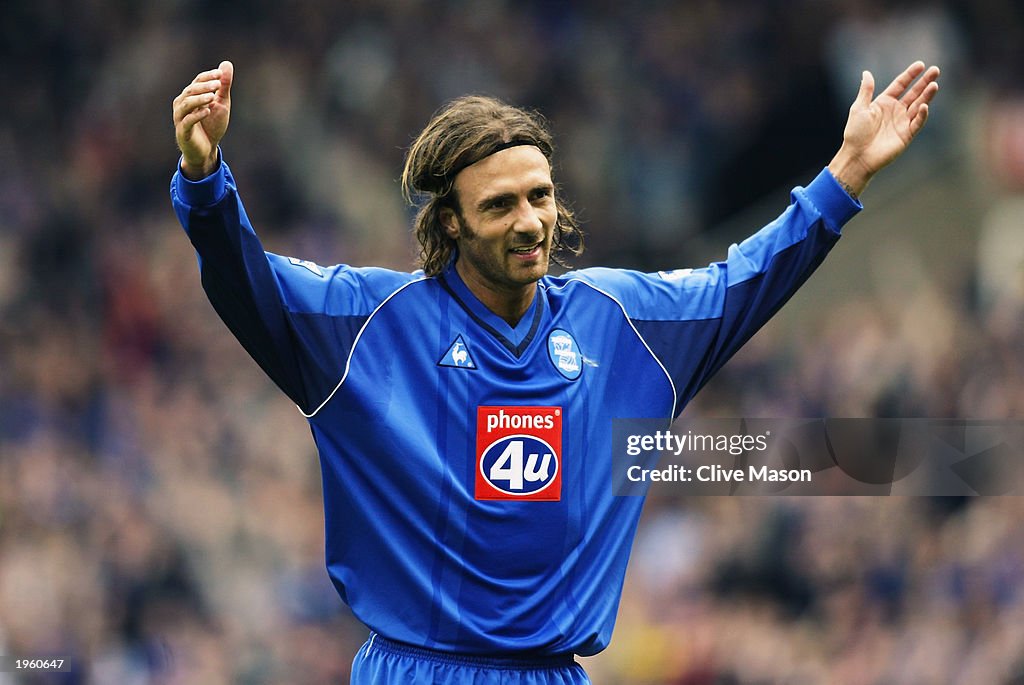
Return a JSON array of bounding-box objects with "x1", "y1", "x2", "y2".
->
[{"x1": 547, "y1": 329, "x2": 581, "y2": 380}]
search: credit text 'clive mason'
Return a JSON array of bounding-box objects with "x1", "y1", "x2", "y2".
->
[
  {"x1": 626, "y1": 464, "x2": 813, "y2": 484},
  {"x1": 623, "y1": 429, "x2": 812, "y2": 484}
]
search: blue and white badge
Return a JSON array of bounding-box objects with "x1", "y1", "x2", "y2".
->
[{"x1": 547, "y1": 328, "x2": 582, "y2": 380}]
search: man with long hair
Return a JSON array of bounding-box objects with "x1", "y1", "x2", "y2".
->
[{"x1": 171, "y1": 59, "x2": 938, "y2": 684}]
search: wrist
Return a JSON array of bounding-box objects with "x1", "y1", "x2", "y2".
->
[
  {"x1": 180, "y1": 150, "x2": 220, "y2": 181},
  {"x1": 827, "y1": 145, "x2": 873, "y2": 200}
]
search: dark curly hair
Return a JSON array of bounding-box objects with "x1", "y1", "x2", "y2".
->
[{"x1": 401, "y1": 95, "x2": 583, "y2": 276}]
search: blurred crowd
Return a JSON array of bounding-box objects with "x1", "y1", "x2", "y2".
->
[{"x1": 1, "y1": 0, "x2": 1023, "y2": 683}]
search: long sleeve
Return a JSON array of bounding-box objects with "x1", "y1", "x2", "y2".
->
[
  {"x1": 570, "y1": 167, "x2": 862, "y2": 416},
  {"x1": 170, "y1": 156, "x2": 415, "y2": 413}
]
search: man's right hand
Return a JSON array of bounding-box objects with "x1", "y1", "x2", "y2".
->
[{"x1": 173, "y1": 61, "x2": 233, "y2": 180}]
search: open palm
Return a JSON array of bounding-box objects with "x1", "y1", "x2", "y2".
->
[{"x1": 842, "y1": 62, "x2": 940, "y2": 176}]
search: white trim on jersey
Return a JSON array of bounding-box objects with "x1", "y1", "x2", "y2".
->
[
  {"x1": 546, "y1": 278, "x2": 679, "y2": 419},
  {"x1": 300, "y1": 277, "x2": 429, "y2": 419},
  {"x1": 304, "y1": 275, "x2": 679, "y2": 419}
]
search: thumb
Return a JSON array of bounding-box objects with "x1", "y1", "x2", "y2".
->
[
  {"x1": 218, "y1": 60, "x2": 234, "y2": 102},
  {"x1": 854, "y1": 70, "x2": 874, "y2": 109}
]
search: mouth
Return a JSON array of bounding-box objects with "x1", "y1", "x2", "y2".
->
[{"x1": 509, "y1": 242, "x2": 543, "y2": 260}]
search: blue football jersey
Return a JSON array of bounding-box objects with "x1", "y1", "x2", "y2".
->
[{"x1": 171, "y1": 158, "x2": 860, "y2": 656}]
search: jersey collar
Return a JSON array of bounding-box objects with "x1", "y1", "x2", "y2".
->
[{"x1": 438, "y1": 262, "x2": 545, "y2": 358}]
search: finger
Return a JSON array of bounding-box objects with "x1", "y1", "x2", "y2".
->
[
  {"x1": 881, "y1": 61, "x2": 926, "y2": 99},
  {"x1": 907, "y1": 82, "x2": 939, "y2": 118},
  {"x1": 904, "y1": 82, "x2": 939, "y2": 126},
  {"x1": 179, "y1": 107, "x2": 211, "y2": 138},
  {"x1": 217, "y1": 60, "x2": 233, "y2": 103},
  {"x1": 179, "y1": 80, "x2": 221, "y2": 99},
  {"x1": 174, "y1": 92, "x2": 217, "y2": 124},
  {"x1": 915, "y1": 81, "x2": 940, "y2": 108},
  {"x1": 191, "y1": 67, "x2": 223, "y2": 85},
  {"x1": 172, "y1": 81, "x2": 220, "y2": 117},
  {"x1": 854, "y1": 70, "x2": 875, "y2": 109},
  {"x1": 899, "y1": 65, "x2": 940, "y2": 105},
  {"x1": 908, "y1": 103, "x2": 930, "y2": 137}
]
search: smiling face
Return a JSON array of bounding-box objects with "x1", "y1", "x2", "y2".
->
[{"x1": 441, "y1": 145, "x2": 557, "y2": 323}]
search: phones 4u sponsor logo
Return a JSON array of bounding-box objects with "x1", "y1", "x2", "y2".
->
[{"x1": 475, "y1": 406, "x2": 562, "y2": 501}]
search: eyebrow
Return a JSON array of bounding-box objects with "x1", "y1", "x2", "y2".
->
[
  {"x1": 477, "y1": 192, "x2": 515, "y2": 212},
  {"x1": 476, "y1": 184, "x2": 553, "y2": 212}
]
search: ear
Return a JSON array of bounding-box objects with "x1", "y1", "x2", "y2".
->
[{"x1": 440, "y1": 206, "x2": 460, "y2": 240}]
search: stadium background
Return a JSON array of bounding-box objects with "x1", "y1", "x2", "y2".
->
[{"x1": 1, "y1": 0, "x2": 1023, "y2": 682}]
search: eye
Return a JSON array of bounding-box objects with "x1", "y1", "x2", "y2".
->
[
  {"x1": 530, "y1": 188, "x2": 552, "y2": 202},
  {"x1": 481, "y1": 195, "x2": 514, "y2": 212}
]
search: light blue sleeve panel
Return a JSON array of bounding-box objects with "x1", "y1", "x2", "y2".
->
[
  {"x1": 170, "y1": 156, "x2": 417, "y2": 413},
  {"x1": 570, "y1": 168, "x2": 861, "y2": 414}
]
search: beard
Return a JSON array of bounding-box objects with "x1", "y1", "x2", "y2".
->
[{"x1": 455, "y1": 214, "x2": 552, "y2": 291}]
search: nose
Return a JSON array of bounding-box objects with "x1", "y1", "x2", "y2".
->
[{"x1": 511, "y1": 198, "x2": 544, "y2": 236}]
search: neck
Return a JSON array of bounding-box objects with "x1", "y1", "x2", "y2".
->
[{"x1": 455, "y1": 263, "x2": 537, "y2": 327}]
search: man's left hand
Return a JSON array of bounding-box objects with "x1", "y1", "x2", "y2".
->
[{"x1": 828, "y1": 61, "x2": 941, "y2": 198}]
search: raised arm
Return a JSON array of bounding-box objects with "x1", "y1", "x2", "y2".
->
[
  {"x1": 173, "y1": 60, "x2": 233, "y2": 180},
  {"x1": 575, "y1": 64, "x2": 941, "y2": 415},
  {"x1": 169, "y1": 61, "x2": 340, "y2": 413},
  {"x1": 828, "y1": 61, "x2": 941, "y2": 199},
  {"x1": 169, "y1": 62, "x2": 421, "y2": 416}
]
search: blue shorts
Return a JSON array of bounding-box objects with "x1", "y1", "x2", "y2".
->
[{"x1": 351, "y1": 633, "x2": 591, "y2": 685}]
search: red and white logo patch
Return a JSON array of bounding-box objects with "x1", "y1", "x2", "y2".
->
[{"x1": 475, "y1": 406, "x2": 562, "y2": 501}]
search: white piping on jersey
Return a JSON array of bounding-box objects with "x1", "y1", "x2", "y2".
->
[
  {"x1": 302, "y1": 275, "x2": 679, "y2": 419},
  {"x1": 300, "y1": 277, "x2": 429, "y2": 419},
  {"x1": 545, "y1": 278, "x2": 678, "y2": 419}
]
